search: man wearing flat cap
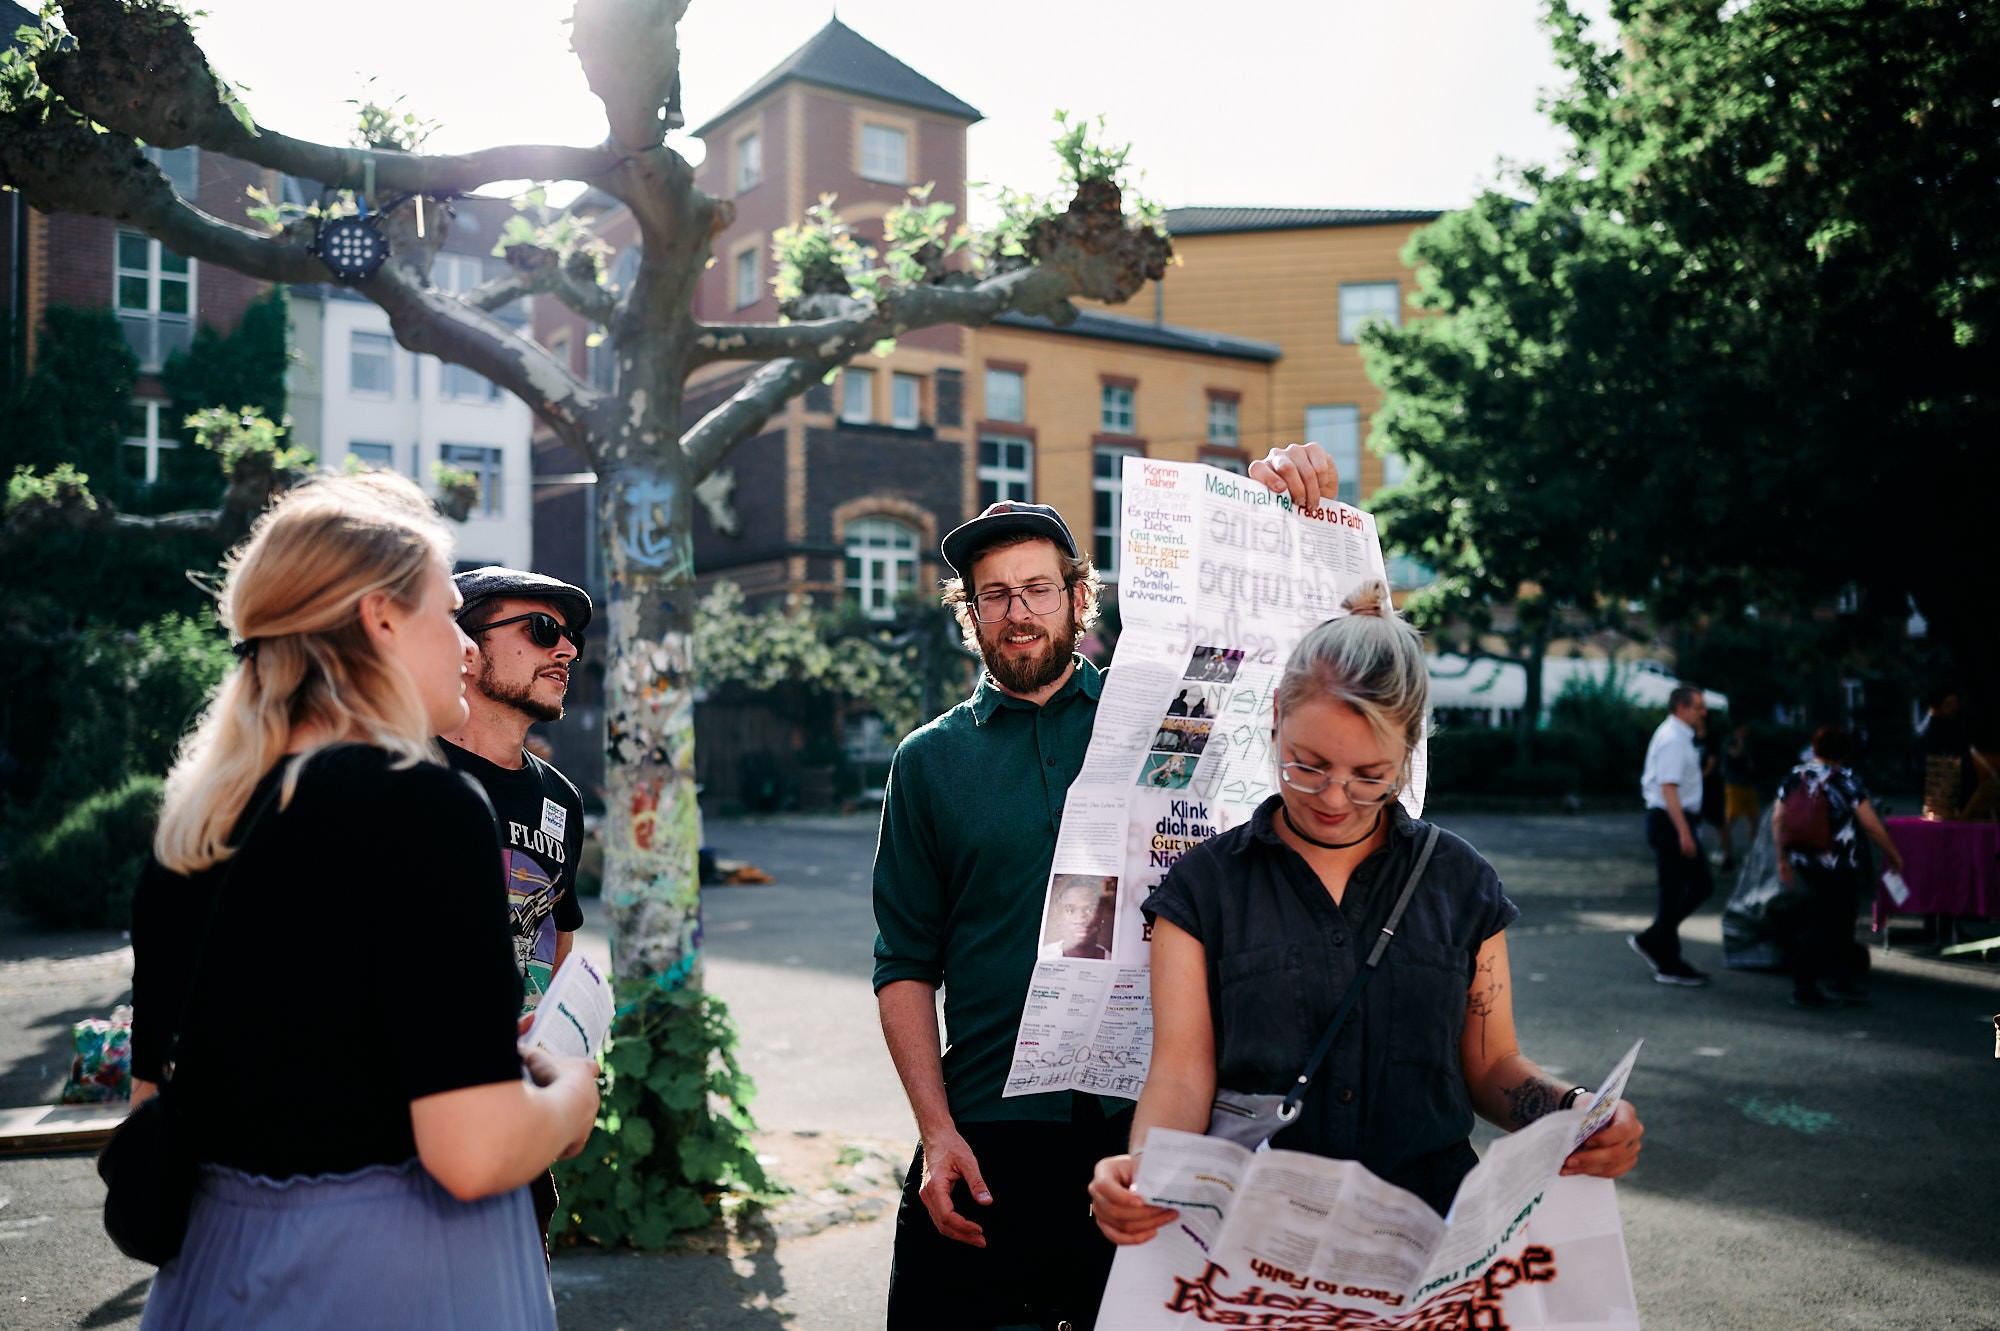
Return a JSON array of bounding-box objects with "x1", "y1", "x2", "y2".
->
[
  {"x1": 439, "y1": 567, "x2": 593, "y2": 1246},
  {"x1": 871, "y1": 444, "x2": 1339, "y2": 1330},
  {"x1": 441, "y1": 566, "x2": 592, "y2": 1009}
]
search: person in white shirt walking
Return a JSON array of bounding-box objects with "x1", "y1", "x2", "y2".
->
[{"x1": 1632, "y1": 686, "x2": 1714, "y2": 986}]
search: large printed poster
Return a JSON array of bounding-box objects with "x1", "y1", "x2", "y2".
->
[{"x1": 1003, "y1": 457, "x2": 1423, "y2": 1100}]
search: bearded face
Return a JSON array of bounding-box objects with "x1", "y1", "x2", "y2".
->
[{"x1": 967, "y1": 540, "x2": 1080, "y2": 699}]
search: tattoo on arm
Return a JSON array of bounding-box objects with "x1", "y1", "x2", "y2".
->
[
  {"x1": 1465, "y1": 954, "x2": 1502, "y2": 1059},
  {"x1": 1503, "y1": 1079, "x2": 1560, "y2": 1130}
]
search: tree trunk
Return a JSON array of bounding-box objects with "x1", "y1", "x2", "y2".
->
[
  {"x1": 595, "y1": 448, "x2": 705, "y2": 992},
  {"x1": 1515, "y1": 622, "x2": 1551, "y2": 766}
]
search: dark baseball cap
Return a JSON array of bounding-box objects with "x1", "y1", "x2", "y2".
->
[
  {"x1": 453, "y1": 566, "x2": 592, "y2": 635},
  {"x1": 940, "y1": 502, "x2": 1080, "y2": 581}
]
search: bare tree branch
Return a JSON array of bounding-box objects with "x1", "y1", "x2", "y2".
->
[
  {"x1": 366, "y1": 258, "x2": 604, "y2": 461},
  {"x1": 689, "y1": 266, "x2": 1086, "y2": 368},
  {"x1": 471, "y1": 249, "x2": 622, "y2": 324},
  {"x1": 680, "y1": 358, "x2": 836, "y2": 483},
  {"x1": 37, "y1": 0, "x2": 623, "y2": 196},
  {"x1": 572, "y1": 0, "x2": 690, "y2": 152}
]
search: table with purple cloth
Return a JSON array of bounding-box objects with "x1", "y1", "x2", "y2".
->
[{"x1": 1874, "y1": 817, "x2": 2000, "y2": 931}]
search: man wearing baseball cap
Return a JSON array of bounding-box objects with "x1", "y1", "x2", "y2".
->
[
  {"x1": 440, "y1": 566, "x2": 593, "y2": 1250},
  {"x1": 871, "y1": 444, "x2": 1339, "y2": 1329}
]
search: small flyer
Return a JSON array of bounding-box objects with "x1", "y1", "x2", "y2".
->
[{"x1": 520, "y1": 952, "x2": 613, "y2": 1061}]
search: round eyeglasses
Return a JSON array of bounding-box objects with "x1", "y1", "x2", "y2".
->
[
  {"x1": 466, "y1": 611, "x2": 584, "y2": 653},
  {"x1": 1277, "y1": 762, "x2": 1399, "y2": 806},
  {"x1": 971, "y1": 581, "x2": 1067, "y2": 623}
]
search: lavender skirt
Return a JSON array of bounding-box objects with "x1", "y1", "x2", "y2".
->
[{"x1": 140, "y1": 1159, "x2": 555, "y2": 1330}]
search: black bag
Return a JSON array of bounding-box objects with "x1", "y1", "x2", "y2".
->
[
  {"x1": 96, "y1": 783, "x2": 280, "y2": 1265},
  {"x1": 97, "y1": 1089, "x2": 199, "y2": 1265}
]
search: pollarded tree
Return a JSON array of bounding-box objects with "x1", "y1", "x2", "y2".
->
[{"x1": 0, "y1": 0, "x2": 1170, "y2": 1243}]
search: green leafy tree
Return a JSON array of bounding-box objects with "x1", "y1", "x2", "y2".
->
[
  {"x1": 0, "y1": 305, "x2": 138, "y2": 496},
  {"x1": 0, "y1": 0, "x2": 1171, "y2": 1243},
  {"x1": 1370, "y1": 0, "x2": 2000, "y2": 729},
  {"x1": 155, "y1": 285, "x2": 292, "y2": 511}
]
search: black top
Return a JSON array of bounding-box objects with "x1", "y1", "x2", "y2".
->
[
  {"x1": 440, "y1": 741, "x2": 586, "y2": 1009},
  {"x1": 1146, "y1": 797, "x2": 1518, "y2": 1216},
  {"x1": 131, "y1": 745, "x2": 524, "y2": 1179}
]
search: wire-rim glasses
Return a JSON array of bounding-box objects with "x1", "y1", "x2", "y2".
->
[
  {"x1": 466, "y1": 611, "x2": 584, "y2": 653},
  {"x1": 971, "y1": 581, "x2": 1068, "y2": 623},
  {"x1": 1277, "y1": 761, "x2": 1399, "y2": 806}
]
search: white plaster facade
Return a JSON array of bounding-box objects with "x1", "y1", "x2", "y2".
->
[{"x1": 290, "y1": 278, "x2": 535, "y2": 570}]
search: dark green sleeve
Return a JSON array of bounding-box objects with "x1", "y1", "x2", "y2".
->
[{"x1": 871, "y1": 740, "x2": 945, "y2": 992}]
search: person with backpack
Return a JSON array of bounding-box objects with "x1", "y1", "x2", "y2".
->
[{"x1": 1774, "y1": 726, "x2": 1905, "y2": 1009}]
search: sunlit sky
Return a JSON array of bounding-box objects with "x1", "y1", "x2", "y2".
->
[{"x1": 182, "y1": 0, "x2": 1610, "y2": 216}]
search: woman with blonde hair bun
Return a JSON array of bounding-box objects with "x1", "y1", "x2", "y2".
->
[
  {"x1": 1091, "y1": 582, "x2": 1645, "y2": 1239},
  {"x1": 128, "y1": 472, "x2": 599, "y2": 1329}
]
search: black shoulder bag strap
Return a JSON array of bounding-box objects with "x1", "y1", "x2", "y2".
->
[
  {"x1": 1273, "y1": 822, "x2": 1442, "y2": 1126},
  {"x1": 154, "y1": 777, "x2": 286, "y2": 1084}
]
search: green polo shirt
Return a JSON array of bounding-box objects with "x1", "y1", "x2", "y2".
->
[{"x1": 872, "y1": 656, "x2": 1124, "y2": 1124}]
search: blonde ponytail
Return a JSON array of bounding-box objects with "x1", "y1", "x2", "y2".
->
[{"x1": 155, "y1": 474, "x2": 453, "y2": 874}]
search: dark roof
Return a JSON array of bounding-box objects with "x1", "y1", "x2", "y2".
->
[
  {"x1": 993, "y1": 308, "x2": 1280, "y2": 364},
  {"x1": 692, "y1": 18, "x2": 981, "y2": 137},
  {"x1": 1163, "y1": 206, "x2": 1442, "y2": 236}
]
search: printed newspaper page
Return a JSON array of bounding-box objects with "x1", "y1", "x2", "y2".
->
[
  {"x1": 1099, "y1": 1042, "x2": 1645, "y2": 1330},
  {"x1": 1005, "y1": 457, "x2": 1422, "y2": 1099}
]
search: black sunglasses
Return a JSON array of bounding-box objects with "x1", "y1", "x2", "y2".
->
[{"x1": 466, "y1": 612, "x2": 584, "y2": 653}]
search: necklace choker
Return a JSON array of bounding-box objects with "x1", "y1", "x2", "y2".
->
[{"x1": 1281, "y1": 804, "x2": 1385, "y2": 851}]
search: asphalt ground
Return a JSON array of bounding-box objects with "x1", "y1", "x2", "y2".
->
[{"x1": 4, "y1": 810, "x2": 1998, "y2": 1329}]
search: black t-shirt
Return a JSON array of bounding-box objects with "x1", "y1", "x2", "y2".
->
[
  {"x1": 440, "y1": 741, "x2": 586, "y2": 1009},
  {"x1": 131, "y1": 745, "x2": 524, "y2": 1179}
]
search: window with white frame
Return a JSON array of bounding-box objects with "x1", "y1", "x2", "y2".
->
[
  {"x1": 115, "y1": 228, "x2": 193, "y2": 372},
  {"x1": 440, "y1": 443, "x2": 503, "y2": 517},
  {"x1": 979, "y1": 436, "x2": 1032, "y2": 507},
  {"x1": 840, "y1": 367, "x2": 874, "y2": 424},
  {"x1": 1338, "y1": 281, "x2": 1401, "y2": 343},
  {"x1": 1093, "y1": 445, "x2": 1140, "y2": 577},
  {"x1": 860, "y1": 123, "x2": 909, "y2": 184},
  {"x1": 985, "y1": 367, "x2": 1025, "y2": 423},
  {"x1": 1206, "y1": 453, "x2": 1247, "y2": 476},
  {"x1": 1206, "y1": 394, "x2": 1239, "y2": 447},
  {"x1": 1304, "y1": 405, "x2": 1362, "y2": 505},
  {"x1": 845, "y1": 517, "x2": 918, "y2": 619},
  {"x1": 737, "y1": 131, "x2": 762, "y2": 192},
  {"x1": 122, "y1": 399, "x2": 175, "y2": 484},
  {"x1": 1100, "y1": 382, "x2": 1136, "y2": 435},
  {"x1": 431, "y1": 253, "x2": 488, "y2": 294},
  {"x1": 350, "y1": 330, "x2": 394, "y2": 395},
  {"x1": 142, "y1": 145, "x2": 198, "y2": 197},
  {"x1": 347, "y1": 441, "x2": 396, "y2": 471},
  {"x1": 891, "y1": 373, "x2": 922, "y2": 428},
  {"x1": 734, "y1": 246, "x2": 759, "y2": 308},
  {"x1": 440, "y1": 362, "x2": 500, "y2": 402}
]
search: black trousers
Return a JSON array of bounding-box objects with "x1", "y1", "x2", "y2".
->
[
  {"x1": 1790, "y1": 860, "x2": 1862, "y2": 993},
  {"x1": 1640, "y1": 808, "x2": 1714, "y2": 964},
  {"x1": 886, "y1": 1101, "x2": 1131, "y2": 1331}
]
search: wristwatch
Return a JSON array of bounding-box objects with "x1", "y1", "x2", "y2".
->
[{"x1": 1559, "y1": 1086, "x2": 1591, "y2": 1111}]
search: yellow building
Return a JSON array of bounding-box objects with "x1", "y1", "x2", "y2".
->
[
  {"x1": 1144, "y1": 207, "x2": 1441, "y2": 507},
  {"x1": 968, "y1": 310, "x2": 1277, "y2": 582}
]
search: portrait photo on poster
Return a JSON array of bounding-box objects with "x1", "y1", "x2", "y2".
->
[{"x1": 1039, "y1": 874, "x2": 1118, "y2": 961}]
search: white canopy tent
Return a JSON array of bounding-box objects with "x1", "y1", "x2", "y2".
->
[{"x1": 1426, "y1": 654, "x2": 1729, "y2": 728}]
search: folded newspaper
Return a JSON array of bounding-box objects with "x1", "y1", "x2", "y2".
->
[
  {"x1": 519, "y1": 952, "x2": 613, "y2": 1061},
  {"x1": 1101, "y1": 1041, "x2": 1644, "y2": 1330}
]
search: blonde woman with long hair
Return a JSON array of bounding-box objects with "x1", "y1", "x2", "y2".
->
[
  {"x1": 128, "y1": 473, "x2": 598, "y2": 1329},
  {"x1": 1090, "y1": 584, "x2": 1644, "y2": 1240}
]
